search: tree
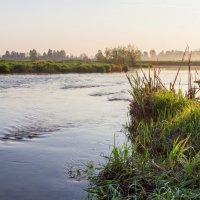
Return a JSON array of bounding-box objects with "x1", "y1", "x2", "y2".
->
[
  {"x1": 143, "y1": 51, "x2": 149, "y2": 60},
  {"x1": 53, "y1": 50, "x2": 57, "y2": 59},
  {"x1": 158, "y1": 50, "x2": 165, "y2": 60},
  {"x1": 5, "y1": 51, "x2": 10, "y2": 57},
  {"x1": 95, "y1": 50, "x2": 105, "y2": 61},
  {"x1": 126, "y1": 45, "x2": 142, "y2": 66},
  {"x1": 43, "y1": 52, "x2": 47, "y2": 59},
  {"x1": 104, "y1": 45, "x2": 141, "y2": 67},
  {"x1": 2, "y1": 51, "x2": 10, "y2": 59},
  {"x1": 149, "y1": 49, "x2": 157, "y2": 59},
  {"x1": 60, "y1": 50, "x2": 66, "y2": 60},
  {"x1": 79, "y1": 53, "x2": 89, "y2": 61},
  {"x1": 29, "y1": 49, "x2": 38, "y2": 61},
  {"x1": 47, "y1": 49, "x2": 53, "y2": 59}
]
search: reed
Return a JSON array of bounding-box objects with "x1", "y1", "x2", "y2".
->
[{"x1": 86, "y1": 65, "x2": 200, "y2": 199}]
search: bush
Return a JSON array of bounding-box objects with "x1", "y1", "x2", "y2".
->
[
  {"x1": 94, "y1": 65, "x2": 106, "y2": 73},
  {"x1": 0, "y1": 60, "x2": 127, "y2": 74},
  {"x1": 0, "y1": 64, "x2": 10, "y2": 73},
  {"x1": 12, "y1": 64, "x2": 32, "y2": 73}
]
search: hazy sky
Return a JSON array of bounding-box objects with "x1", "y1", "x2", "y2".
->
[{"x1": 0, "y1": 0, "x2": 200, "y2": 55}]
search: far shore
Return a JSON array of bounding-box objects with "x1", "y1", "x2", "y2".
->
[
  {"x1": 0, "y1": 60, "x2": 127, "y2": 74},
  {"x1": 0, "y1": 60, "x2": 199, "y2": 75},
  {"x1": 138, "y1": 60, "x2": 200, "y2": 67}
]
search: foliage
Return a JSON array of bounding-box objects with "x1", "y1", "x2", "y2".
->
[
  {"x1": 86, "y1": 68, "x2": 200, "y2": 199},
  {"x1": 29, "y1": 49, "x2": 38, "y2": 61},
  {"x1": 95, "y1": 50, "x2": 105, "y2": 62},
  {"x1": 104, "y1": 45, "x2": 141, "y2": 67},
  {"x1": 0, "y1": 63, "x2": 10, "y2": 73},
  {"x1": 0, "y1": 60, "x2": 125, "y2": 74}
]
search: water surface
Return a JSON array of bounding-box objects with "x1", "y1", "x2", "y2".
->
[{"x1": 0, "y1": 70, "x2": 198, "y2": 200}]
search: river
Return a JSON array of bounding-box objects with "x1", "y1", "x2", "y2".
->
[{"x1": 0, "y1": 70, "x2": 198, "y2": 200}]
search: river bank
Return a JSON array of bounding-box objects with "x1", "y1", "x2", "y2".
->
[
  {"x1": 138, "y1": 60, "x2": 200, "y2": 67},
  {"x1": 0, "y1": 60, "x2": 126, "y2": 74},
  {"x1": 1, "y1": 60, "x2": 199, "y2": 75},
  {"x1": 87, "y1": 69, "x2": 200, "y2": 199}
]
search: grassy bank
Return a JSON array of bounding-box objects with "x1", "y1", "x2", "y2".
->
[
  {"x1": 0, "y1": 60, "x2": 126, "y2": 74},
  {"x1": 86, "y1": 69, "x2": 200, "y2": 199}
]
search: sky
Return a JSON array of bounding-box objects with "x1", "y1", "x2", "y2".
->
[{"x1": 0, "y1": 0, "x2": 200, "y2": 56}]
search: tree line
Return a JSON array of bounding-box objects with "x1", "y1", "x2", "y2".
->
[
  {"x1": 1, "y1": 49, "x2": 90, "y2": 61},
  {"x1": 142, "y1": 49, "x2": 200, "y2": 61},
  {"x1": 1, "y1": 45, "x2": 141, "y2": 66},
  {"x1": 2, "y1": 46, "x2": 199, "y2": 63}
]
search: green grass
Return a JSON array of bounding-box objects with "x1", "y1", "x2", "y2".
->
[
  {"x1": 0, "y1": 60, "x2": 126, "y2": 74},
  {"x1": 86, "y1": 68, "x2": 200, "y2": 199}
]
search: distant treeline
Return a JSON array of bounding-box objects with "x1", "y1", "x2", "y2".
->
[
  {"x1": 0, "y1": 45, "x2": 144, "y2": 74},
  {"x1": 2, "y1": 46, "x2": 199, "y2": 65},
  {"x1": 0, "y1": 45, "x2": 141, "y2": 67},
  {"x1": 142, "y1": 49, "x2": 200, "y2": 61},
  {"x1": 1, "y1": 49, "x2": 83, "y2": 61},
  {"x1": 137, "y1": 60, "x2": 200, "y2": 67},
  {"x1": 0, "y1": 60, "x2": 127, "y2": 74}
]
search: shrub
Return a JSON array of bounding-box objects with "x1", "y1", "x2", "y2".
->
[
  {"x1": 0, "y1": 64, "x2": 10, "y2": 73},
  {"x1": 0, "y1": 60, "x2": 126, "y2": 74},
  {"x1": 12, "y1": 64, "x2": 31, "y2": 73}
]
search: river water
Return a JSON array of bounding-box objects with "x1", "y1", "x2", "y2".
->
[{"x1": 0, "y1": 70, "x2": 198, "y2": 200}]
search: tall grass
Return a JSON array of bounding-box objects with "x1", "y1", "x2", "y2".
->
[{"x1": 86, "y1": 66, "x2": 200, "y2": 199}]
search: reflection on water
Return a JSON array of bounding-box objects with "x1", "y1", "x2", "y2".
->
[
  {"x1": 0, "y1": 70, "x2": 198, "y2": 200},
  {"x1": 2, "y1": 120, "x2": 61, "y2": 141}
]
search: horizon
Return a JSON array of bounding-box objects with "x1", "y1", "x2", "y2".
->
[
  {"x1": 1, "y1": 48, "x2": 200, "y2": 58},
  {"x1": 1, "y1": 0, "x2": 200, "y2": 55}
]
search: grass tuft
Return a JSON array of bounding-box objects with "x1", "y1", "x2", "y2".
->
[{"x1": 86, "y1": 67, "x2": 200, "y2": 199}]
